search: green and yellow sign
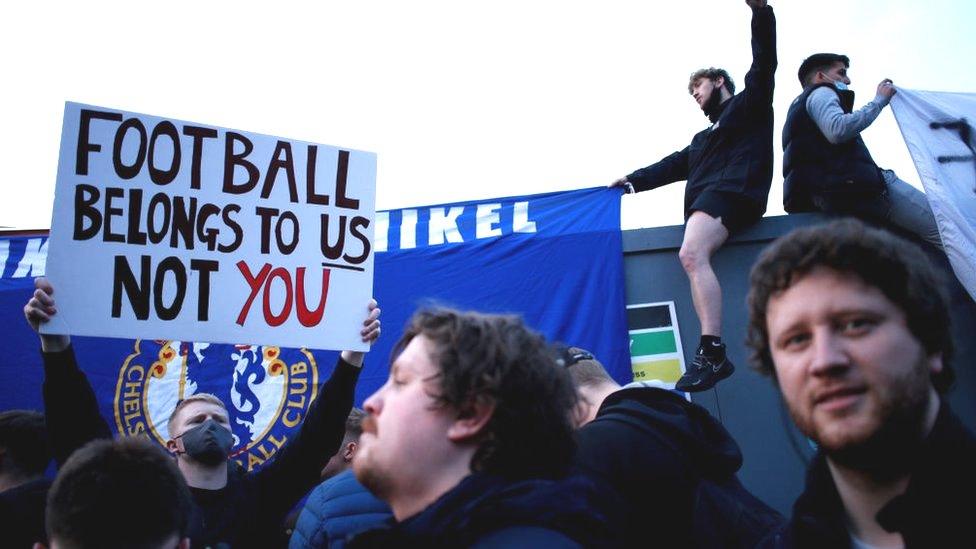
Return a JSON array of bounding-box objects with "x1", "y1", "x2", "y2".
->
[{"x1": 627, "y1": 302, "x2": 686, "y2": 387}]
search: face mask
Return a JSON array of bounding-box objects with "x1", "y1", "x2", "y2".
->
[
  {"x1": 825, "y1": 74, "x2": 849, "y2": 91},
  {"x1": 177, "y1": 419, "x2": 233, "y2": 465}
]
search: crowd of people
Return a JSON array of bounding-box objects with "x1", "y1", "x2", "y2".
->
[
  {"x1": 6, "y1": 217, "x2": 969, "y2": 548},
  {"x1": 2, "y1": 0, "x2": 971, "y2": 547}
]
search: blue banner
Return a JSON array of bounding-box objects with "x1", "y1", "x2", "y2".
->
[{"x1": 0, "y1": 187, "x2": 629, "y2": 470}]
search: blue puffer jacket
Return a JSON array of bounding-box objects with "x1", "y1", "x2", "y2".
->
[{"x1": 289, "y1": 470, "x2": 392, "y2": 549}]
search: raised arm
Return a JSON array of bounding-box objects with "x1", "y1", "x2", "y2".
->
[
  {"x1": 742, "y1": 0, "x2": 777, "y2": 111},
  {"x1": 24, "y1": 278, "x2": 112, "y2": 466},
  {"x1": 248, "y1": 300, "x2": 381, "y2": 518}
]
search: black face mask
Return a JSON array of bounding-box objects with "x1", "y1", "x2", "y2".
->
[{"x1": 177, "y1": 419, "x2": 233, "y2": 465}]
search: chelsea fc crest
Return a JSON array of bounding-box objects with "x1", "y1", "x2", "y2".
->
[{"x1": 113, "y1": 340, "x2": 318, "y2": 471}]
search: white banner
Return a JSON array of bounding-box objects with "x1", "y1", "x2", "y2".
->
[
  {"x1": 891, "y1": 89, "x2": 976, "y2": 301},
  {"x1": 42, "y1": 102, "x2": 376, "y2": 351}
]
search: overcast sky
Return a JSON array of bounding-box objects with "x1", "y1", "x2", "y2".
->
[{"x1": 2, "y1": 0, "x2": 974, "y2": 230}]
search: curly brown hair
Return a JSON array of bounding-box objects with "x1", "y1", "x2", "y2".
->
[
  {"x1": 688, "y1": 67, "x2": 735, "y2": 95},
  {"x1": 391, "y1": 308, "x2": 578, "y2": 479},
  {"x1": 746, "y1": 219, "x2": 954, "y2": 393}
]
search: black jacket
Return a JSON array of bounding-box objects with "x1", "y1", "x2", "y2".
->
[
  {"x1": 41, "y1": 346, "x2": 360, "y2": 548},
  {"x1": 346, "y1": 473, "x2": 620, "y2": 548},
  {"x1": 627, "y1": 5, "x2": 776, "y2": 218},
  {"x1": 0, "y1": 477, "x2": 51, "y2": 549},
  {"x1": 576, "y1": 387, "x2": 782, "y2": 548},
  {"x1": 782, "y1": 83, "x2": 886, "y2": 214},
  {"x1": 763, "y1": 402, "x2": 976, "y2": 548}
]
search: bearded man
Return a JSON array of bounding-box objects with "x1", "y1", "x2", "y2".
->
[{"x1": 746, "y1": 219, "x2": 976, "y2": 548}]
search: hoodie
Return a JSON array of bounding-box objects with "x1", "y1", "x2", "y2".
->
[
  {"x1": 345, "y1": 472, "x2": 621, "y2": 548},
  {"x1": 576, "y1": 386, "x2": 781, "y2": 548}
]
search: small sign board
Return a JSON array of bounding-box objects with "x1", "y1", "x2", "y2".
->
[{"x1": 626, "y1": 301, "x2": 687, "y2": 389}]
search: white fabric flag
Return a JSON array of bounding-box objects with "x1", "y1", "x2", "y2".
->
[{"x1": 891, "y1": 89, "x2": 976, "y2": 301}]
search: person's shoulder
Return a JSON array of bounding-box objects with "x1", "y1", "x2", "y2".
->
[
  {"x1": 692, "y1": 124, "x2": 713, "y2": 141},
  {"x1": 807, "y1": 85, "x2": 840, "y2": 103},
  {"x1": 599, "y1": 385, "x2": 691, "y2": 418},
  {"x1": 426, "y1": 474, "x2": 617, "y2": 548},
  {"x1": 323, "y1": 469, "x2": 375, "y2": 497},
  {"x1": 0, "y1": 477, "x2": 51, "y2": 517},
  {"x1": 320, "y1": 469, "x2": 353, "y2": 493},
  {"x1": 299, "y1": 471, "x2": 356, "y2": 512},
  {"x1": 320, "y1": 470, "x2": 390, "y2": 517},
  {"x1": 931, "y1": 404, "x2": 976, "y2": 465}
]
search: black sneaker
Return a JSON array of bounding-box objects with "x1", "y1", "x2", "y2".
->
[{"x1": 675, "y1": 346, "x2": 735, "y2": 392}]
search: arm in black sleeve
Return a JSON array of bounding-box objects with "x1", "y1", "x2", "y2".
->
[
  {"x1": 742, "y1": 5, "x2": 777, "y2": 113},
  {"x1": 42, "y1": 345, "x2": 113, "y2": 466},
  {"x1": 626, "y1": 146, "x2": 690, "y2": 192},
  {"x1": 248, "y1": 354, "x2": 361, "y2": 519}
]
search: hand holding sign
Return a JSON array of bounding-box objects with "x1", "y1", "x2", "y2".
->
[
  {"x1": 23, "y1": 278, "x2": 70, "y2": 353},
  {"x1": 341, "y1": 299, "x2": 381, "y2": 368}
]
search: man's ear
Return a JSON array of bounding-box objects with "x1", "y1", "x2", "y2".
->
[
  {"x1": 33, "y1": 543, "x2": 48, "y2": 549},
  {"x1": 343, "y1": 441, "x2": 357, "y2": 462},
  {"x1": 447, "y1": 396, "x2": 496, "y2": 443},
  {"x1": 927, "y1": 353, "x2": 944, "y2": 375},
  {"x1": 178, "y1": 537, "x2": 191, "y2": 549},
  {"x1": 714, "y1": 76, "x2": 725, "y2": 90},
  {"x1": 166, "y1": 438, "x2": 180, "y2": 455}
]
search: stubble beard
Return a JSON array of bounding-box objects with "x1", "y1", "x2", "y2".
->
[
  {"x1": 797, "y1": 361, "x2": 933, "y2": 480},
  {"x1": 353, "y1": 449, "x2": 395, "y2": 503}
]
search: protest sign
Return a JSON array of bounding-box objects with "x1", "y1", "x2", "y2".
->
[{"x1": 42, "y1": 102, "x2": 376, "y2": 351}]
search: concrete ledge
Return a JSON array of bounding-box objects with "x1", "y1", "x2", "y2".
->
[{"x1": 622, "y1": 213, "x2": 833, "y2": 253}]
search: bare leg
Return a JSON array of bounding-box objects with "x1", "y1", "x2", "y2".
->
[{"x1": 679, "y1": 211, "x2": 730, "y2": 337}]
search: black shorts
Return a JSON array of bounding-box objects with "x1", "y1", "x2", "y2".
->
[{"x1": 688, "y1": 190, "x2": 763, "y2": 233}]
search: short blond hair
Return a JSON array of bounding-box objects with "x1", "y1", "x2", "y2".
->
[
  {"x1": 563, "y1": 347, "x2": 615, "y2": 390},
  {"x1": 166, "y1": 393, "x2": 227, "y2": 435}
]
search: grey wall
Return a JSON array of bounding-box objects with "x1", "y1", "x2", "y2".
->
[{"x1": 621, "y1": 213, "x2": 976, "y2": 515}]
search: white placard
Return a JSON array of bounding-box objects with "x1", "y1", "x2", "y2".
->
[{"x1": 42, "y1": 102, "x2": 376, "y2": 351}]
